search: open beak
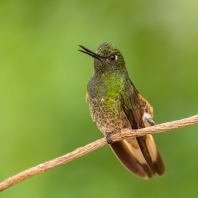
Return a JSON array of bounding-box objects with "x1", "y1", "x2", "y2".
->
[{"x1": 79, "y1": 45, "x2": 101, "y2": 61}]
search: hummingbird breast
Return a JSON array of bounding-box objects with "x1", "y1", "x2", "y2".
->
[{"x1": 87, "y1": 74, "x2": 130, "y2": 134}]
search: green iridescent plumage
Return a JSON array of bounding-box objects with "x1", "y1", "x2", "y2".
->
[{"x1": 79, "y1": 43, "x2": 165, "y2": 179}]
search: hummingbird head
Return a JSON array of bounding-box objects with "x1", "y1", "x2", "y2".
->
[{"x1": 79, "y1": 42, "x2": 126, "y2": 75}]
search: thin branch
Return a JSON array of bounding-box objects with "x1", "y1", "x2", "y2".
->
[{"x1": 0, "y1": 114, "x2": 198, "y2": 192}]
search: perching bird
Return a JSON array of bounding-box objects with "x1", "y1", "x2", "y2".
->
[{"x1": 79, "y1": 43, "x2": 165, "y2": 179}]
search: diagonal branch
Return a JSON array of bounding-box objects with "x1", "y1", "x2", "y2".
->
[{"x1": 0, "y1": 114, "x2": 198, "y2": 192}]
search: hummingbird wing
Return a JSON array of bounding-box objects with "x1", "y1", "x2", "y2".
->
[{"x1": 110, "y1": 79, "x2": 165, "y2": 178}]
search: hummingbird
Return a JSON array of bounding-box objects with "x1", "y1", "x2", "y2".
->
[{"x1": 79, "y1": 43, "x2": 165, "y2": 179}]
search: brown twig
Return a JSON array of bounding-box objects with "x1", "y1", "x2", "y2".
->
[{"x1": 0, "y1": 114, "x2": 198, "y2": 192}]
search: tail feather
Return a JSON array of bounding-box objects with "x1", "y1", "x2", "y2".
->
[{"x1": 110, "y1": 135, "x2": 165, "y2": 179}]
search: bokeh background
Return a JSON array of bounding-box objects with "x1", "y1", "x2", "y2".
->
[{"x1": 1, "y1": 0, "x2": 198, "y2": 197}]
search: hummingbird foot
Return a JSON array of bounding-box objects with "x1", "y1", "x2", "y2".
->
[
  {"x1": 146, "y1": 118, "x2": 156, "y2": 126},
  {"x1": 105, "y1": 132, "x2": 113, "y2": 144}
]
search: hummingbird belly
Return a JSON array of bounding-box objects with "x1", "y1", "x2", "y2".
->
[{"x1": 88, "y1": 96, "x2": 130, "y2": 135}]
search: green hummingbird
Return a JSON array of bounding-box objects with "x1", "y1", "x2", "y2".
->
[{"x1": 79, "y1": 42, "x2": 165, "y2": 179}]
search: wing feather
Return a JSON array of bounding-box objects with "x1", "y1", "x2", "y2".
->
[{"x1": 110, "y1": 79, "x2": 165, "y2": 178}]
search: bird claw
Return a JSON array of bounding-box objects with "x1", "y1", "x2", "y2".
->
[{"x1": 105, "y1": 132, "x2": 113, "y2": 144}]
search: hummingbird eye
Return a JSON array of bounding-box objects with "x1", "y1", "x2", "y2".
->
[{"x1": 109, "y1": 54, "x2": 117, "y2": 61}]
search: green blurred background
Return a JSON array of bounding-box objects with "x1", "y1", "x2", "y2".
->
[{"x1": 1, "y1": 0, "x2": 198, "y2": 197}]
